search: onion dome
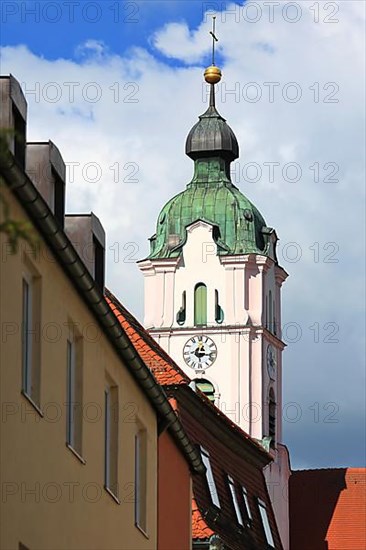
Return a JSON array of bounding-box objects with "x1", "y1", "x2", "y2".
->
[
  {"x1": 147, "y1": 65, "x2": 268, "y2": 260},
  {"x1": 186, "y1": 70, "x2": 239, "y2": 163}
]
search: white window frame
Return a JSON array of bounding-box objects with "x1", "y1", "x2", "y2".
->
[
  {"x1": 66, "y1": 339, "x2": 76, "y2": 448},
  {"x1": 200, "y1": 446, "x2": 220, "y2": 508},
  {"x1": 135, "y1": 433, "x2": 141, "y2": 525},
  {"x1": 21, "y1": 263, "x2": 41, "y2": 410},
  {"x1": 242, "y1": 486, "x2": 252, "y2": 521},
  {"x1": 258, "y1": 499, "x2": 275, "y2": 547},
  {"x1": 228, "y1": 475, "x2": 243, "y2": 526},
  {"x1": 135, "y1": 429, "x2": 147, "y2": 533},
  {"x1": 104, "y1": 388, "x2": 111, "y2": 489},
  {"x1": 104, "y1": 384, "x2": 119, "y2": 500},
  {"x1": 22, "y1": 276, "x2": 33, "y2": 396}
]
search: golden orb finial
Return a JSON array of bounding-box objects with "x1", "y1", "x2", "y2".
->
[
  {"x1": 205, "y1": 15, "x2": 222, "y2": 84},
  {"x1": 204, "y1": 65, "x2": 222, "y2": 84}
]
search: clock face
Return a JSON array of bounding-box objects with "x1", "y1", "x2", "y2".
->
[
  {"x1": 267, "y1": 345, "x2": 277, "y2": 380},
  {"x1": 183, "y1": 336, "x2": 217, "y2": 370}
]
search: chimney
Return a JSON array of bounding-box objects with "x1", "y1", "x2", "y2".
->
[
  {"x1": 26, "y1": 141, "x2": 66, "y2": 228},
  {"x1": 0, "y1": 75, "x2": 27, "y2": 168},
  {"x1": 64, "y1": 213, "x2": 106, "y2": 291}
]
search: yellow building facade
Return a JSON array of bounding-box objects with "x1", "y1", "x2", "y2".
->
[{"x1": 0, "y1": 75, "x2": 200, "y2": 550}]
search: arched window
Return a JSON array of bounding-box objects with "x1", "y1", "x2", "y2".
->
[
  {"x1": 268, "y1": 290, "x2": 273, "y2": 333},
  {"x1": 269, "y1": 388, "x2": 276, "y2": 446},
  {"x1": 194, "y1": 283, "x2": 207, "y2": 326},
  {"x1": 215, "y1": 289, "x2": 224, "y2": 324},
  {"x1": 176, "y1": 291, "x2": 186, "y2": 325},
  {"x1": 194, "y1": 379, "x2": 215, "y2": 402}
]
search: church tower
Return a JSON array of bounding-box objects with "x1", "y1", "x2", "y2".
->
[
  {"x1": 138, "y1": 71, "x2": 288, "y2": 445},
  {"x1": 138, "y1": 27, "x2": 290, "y2": 548}
]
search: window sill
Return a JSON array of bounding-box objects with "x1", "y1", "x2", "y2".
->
[
  {"x1": 135, "y1": 523, "x2": 149, "y2": 539},
  {"x1": 66, "y1": 443, "x2": 86, "y2": 465},
  {"x1": 104, "y1": 486, "x2": 120, "y2": 504},
  {"x1": 21, "y1": 390, "x2": 43, "y2": 417}
]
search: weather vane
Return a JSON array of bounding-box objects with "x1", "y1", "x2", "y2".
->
[{"x1": 209, "y1": 16, "x2": 218, "y2": 66}]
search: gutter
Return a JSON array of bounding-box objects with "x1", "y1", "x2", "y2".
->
[{"x1": 0, "y1": 143, "x2": 204, "y2": 475}]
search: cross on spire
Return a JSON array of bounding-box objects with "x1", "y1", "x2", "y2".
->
[
  {"x1": 209, "y1": 16, "x2": 218, "y2": 66},
  {"x1": 204, "y1": 15, "x2": 222, "y2": 103}
]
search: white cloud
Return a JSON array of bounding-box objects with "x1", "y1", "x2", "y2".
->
[
  {"x1": 75, "y1": 39, "x2": 109, "y2": 61},
  {"x1": 152, "y1": 20, "x2": 212, "y2": 63},
  {"x1": 1, "y1": 0, "x2": 365, "y2": 467}
]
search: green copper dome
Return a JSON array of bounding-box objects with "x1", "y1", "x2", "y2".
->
[{"x1": 148, "y1": 84, "x2": 269, "y2": 260}]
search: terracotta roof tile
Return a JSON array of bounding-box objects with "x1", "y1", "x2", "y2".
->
[
  {"x1": 105, "y1": 289, "x2": 190, "y2": 386},
  {"x1": 290, "y1": 467, "x2": 366, "y2": 550},
  {"x1": 192, "y1": 498, "x2": 214, "y2": 540}
]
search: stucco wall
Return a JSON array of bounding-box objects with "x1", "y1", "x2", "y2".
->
[{"x1": 158, "y1": 431, "x2": 192, "y2": 550}]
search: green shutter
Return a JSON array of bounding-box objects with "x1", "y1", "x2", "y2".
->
[{"x1": 194, "y1": 283, "x2": 207, "y2": 326}]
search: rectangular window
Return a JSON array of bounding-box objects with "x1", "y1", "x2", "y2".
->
[
  {"x1": 242, "y1": 487, "x2": 252, "y2": 521},
  {"x1": 22, "y1": 272, "x2": 41, "y2": 407},
  {"x1": 200, "y1": 446, "x2": 220, "y2": 508},
  {"x1": 135, "y1": 428, "x2": 147, "y2": 533},
  {"x1": 66, "y1": 333, "x2": 83, "y2": 456},
  {"x1": 104, "y1": 384, "x2": 118, "y2": 498},
  {"x1": 258, "y1": 499, "x2": 275, "y2": 547},
  {"x1": 22, "y1": 279, "x2": 32, "y2": 395},
  {"x1": 228, "y1": 475, "x2": 243, "y2": 526}
]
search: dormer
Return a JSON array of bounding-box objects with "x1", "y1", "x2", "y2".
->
[
  {"x1": 64, "y1": 213, "x2": 106, "y2": 291},
  {"x1": 26, "y1": 141, "x2": 66, "y2": 228},
  {"x1": 0, "y1": 75, "x2": 27, "y2": 168}
]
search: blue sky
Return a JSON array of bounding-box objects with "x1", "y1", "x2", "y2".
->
[
  {"x1": 1, "y1": 0, "x2": 365, "y2": 470},
  {"x1": 1, "y1": 1, "x2": 207, "y2": 61}
]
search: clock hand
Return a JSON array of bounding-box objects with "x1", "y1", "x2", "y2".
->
[{"x1": 194, "y1": 343, "x2": 206, "y2": 357}]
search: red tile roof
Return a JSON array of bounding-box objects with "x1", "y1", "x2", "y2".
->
[
  {"x1": 105, "y1": 289, "x2": 189, "y2": 386},
  {"x1": 192, "y1": 498, "x2": 214, "y2": 540},
  {"x1": 290, "y1": 467, "x2": 366, "y2": 550}
]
